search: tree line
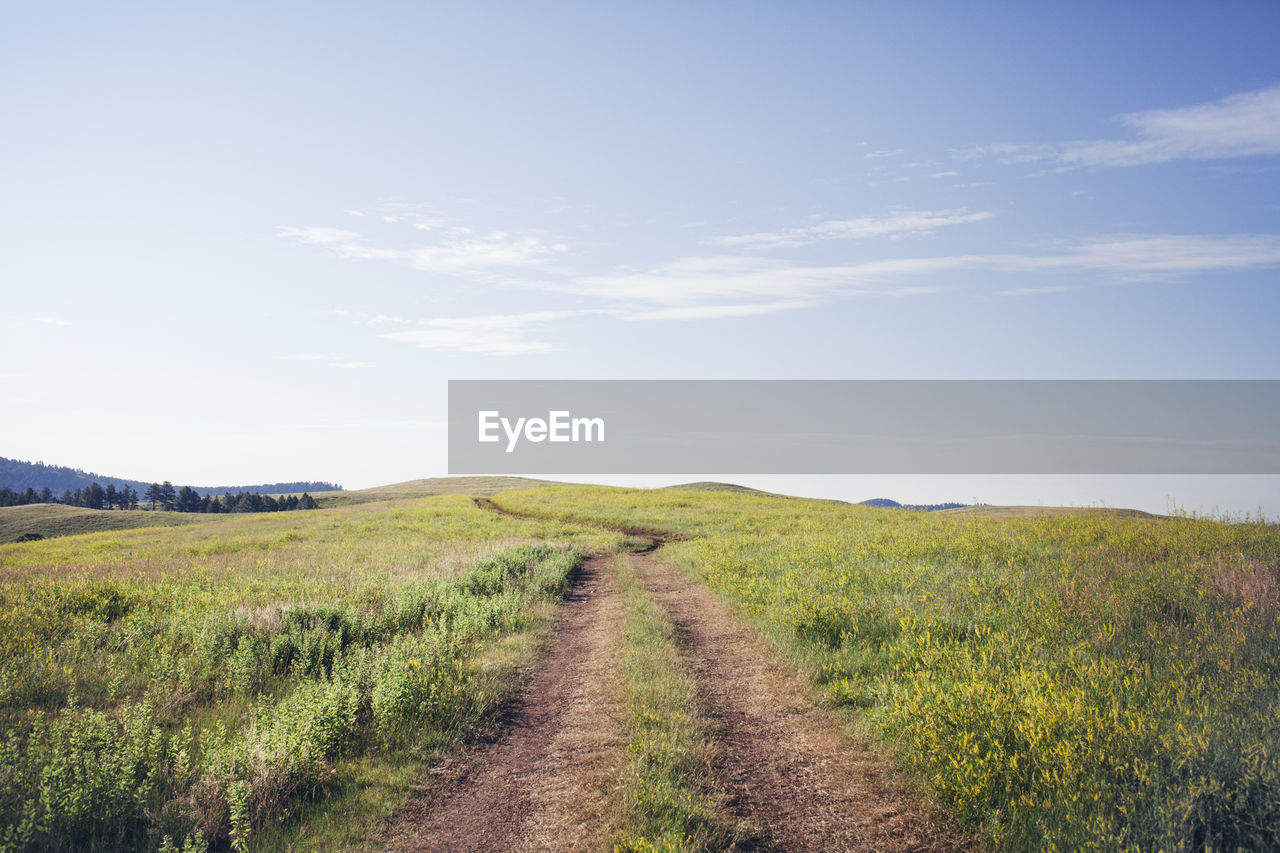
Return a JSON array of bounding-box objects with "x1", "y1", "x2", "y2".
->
[{"x1": 0, "y1": 481, "x2": 318, "y2": 513}]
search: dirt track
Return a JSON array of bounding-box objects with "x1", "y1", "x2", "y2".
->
[
  {"x1": 388, "y1": 536, "x2": 960, "y2": 851},
  {"x1": 384, "y1": 555, "x2": 626, "y2": 852},
  {"x1": 633, "y1": 554, "x2": 960, "y2": 853}
]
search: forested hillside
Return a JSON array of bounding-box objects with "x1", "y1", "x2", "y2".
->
[{"x1": 0, "y1": 456, "x2": 340, "y2": 497}]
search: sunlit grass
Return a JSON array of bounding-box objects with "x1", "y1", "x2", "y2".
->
[
  {"x1": 0, "y1": 494, "x2": 623, "y2": 851},
  {"x1": 610, "y1": 554, "x2": 734, "y2": 853},
  {"x1": 498, "y1": 485, "x2": 1280, "y2": 851}
]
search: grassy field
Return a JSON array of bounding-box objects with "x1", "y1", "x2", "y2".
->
[
  {"x1": 0, "y1": 503, "x2": 202, "y2": 544},
  {"x1": 4, "y1": 479, "x2": 1277, "y2": 851},
  {"x1": 496, "y1": 485, "x2": 1280, "y2": 852},
  {"x1": 0, "y1": 491, "x2": 624, "y2": 851},
  {"x1": 310, "y1": 476, "x2": 556, "y2": 507},
  {"x1": 0, "y1": 478, "x2": 557, "y2": 545}
]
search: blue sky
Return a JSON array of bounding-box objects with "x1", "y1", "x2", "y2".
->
[{"x1": 3, "y1": 2, "x2": 1280, "y2": 512}]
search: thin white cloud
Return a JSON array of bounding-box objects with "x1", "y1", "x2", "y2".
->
[
  {"x1": 620, "y1": 300, "x2": 814, "y2": 321},
  {"x1": 716, "y1": 209, "x2": 993, "y2": 250},
  {"x1": 380, "y1": 310, "x2": 578, "y2": 356},
  {"x1": 285, "y1": 352, "x2": 329, "y2": 361},
  {"x1": 345, "y1": 210, "x2": 365, "y2": 217},
  {"x1": 995, "y1": 286, "x2": 1070, "y2": 296},
  {"x1": 1065, "y1": 85, "x2": 1280, "y2": 166},
  {"x1": 967, "y1": 85, "x2": 1280, "y2": 170},
  {"x1": 327, "y1": 361, "x2": 371, "y2": 369},
  {"x1": 406, "y1": 234, "x2": 556, "y2": 275},
  {"x1": 279, "y1": 224, "x2": 562, "y2": 278},
  {"x1": 365, "y1": 313, "x2": 410, "y2": 326},
  {"x1": 864, "y1": 148, "x2": 904, "y2": 159},
  {"x1": 278, "y1": 226, "x2": 360, "y2": 245},
  {"x1": 571, "y1": 234, "x2": 1280, "y2": 305},
  {"x1": 33, "y1": 317, "x2": 72, "y2": 326},
  {"x1": 573, "y1": 256, "x2": 905, "y2": 304}
]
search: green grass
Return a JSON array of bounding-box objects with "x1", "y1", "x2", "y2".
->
[
  {"x1": 311, "y1": 476, "x2": 557, "y2": 507},
  {"x1": 0, "y1": 493, "x2": 625, "y2": 852},
  {"x1": 610, "y1": 555, "x2": 734, "y2": 853},
  {"x1": 658, "y1": 481, "x2": 773, "y2": 496},
  {"x1": 496, "y1": 485, "x2": 1280, "y2": 852},
  {"x1": 0, "y1": 503, "x2": 202, "y2": 544},
  {"x1": 9, "y1": 478, "x2": 1276, "y2": 851}
]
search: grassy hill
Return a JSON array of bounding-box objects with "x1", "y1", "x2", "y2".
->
[
  {"x1": 312, "y1": 476, "x2": 556, "y2": 506},
  {"x1": 661, "y1": 481, "x2": 773, "y2": 495},
  {"x1": 0, "y1": 478, "x2": 558, "y2": 542},
  {"x1": 0, "y1": 503, "x2": 202, "y2": 544}
]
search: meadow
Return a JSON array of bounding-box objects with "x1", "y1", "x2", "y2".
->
[
  {"x1": 4, "y1": 480, "x2": 1277, "y2": 851},
  {"x1": 0, "y1": 491, "x2": 622, "y2": 851},
  {"x1": 497, "y1": 486, "x2": 1280, "y2": 851}
]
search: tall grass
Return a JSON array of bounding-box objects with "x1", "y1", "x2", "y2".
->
[
  {"x1": 498, "y1": 486, "x2": 1280, "y2": 851},
  {"x1": 0, "y1": 495, "x2": 620, "y2": 851}
]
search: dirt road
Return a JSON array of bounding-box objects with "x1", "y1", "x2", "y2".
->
[{"x1": 388, "y1": 517, "x2": 960, "y2": 851}]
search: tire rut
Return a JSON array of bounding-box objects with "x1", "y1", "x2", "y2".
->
[
  {"x1": 385, "y1": 555, "x2": 625, "y2": 853},
  {"x1": 631, "y1": 553, "x2": 963, "y2": 853}
]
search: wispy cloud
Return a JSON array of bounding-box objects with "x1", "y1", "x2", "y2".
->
[
  {"x1": 995, "y1": 285, "x2": 1070, "y2": 297},
  {"x1": 280, "y1": 226, "x2": 362, "y2": 245},
  {"x1": 572, "y1": 234, "x2": 1280, "y2": 305},
  {"x1": 864, "y1": 148, "x2": 904, "y2": 159},
  {"x1": 619, "y1": 300, "x2": 814, "y2": 321},
  {"x1": 716, "y1": 209, "x2": 993, "y2": 250},
  {"x1": 380, "y1": 310, "x2": 578, "y2": 356},
  {"x1": 572, "y1": 256, "x2": 910, "y2": 304},
  {"x1": 964, "y1": 85, "x2": 1280, "y2": 170},
  {"x1": 284, "y1": 352, "x2": 372, "y2": 368},
  {"x1": 1065, "y1": 86, "x2": 1280, "y2": 166},
  {"x1": 33, "y1": 317, "x2": 72, "y2": 326},
  {"x1": 278, "y1": 224, "x2": 565, "y2": 279}
]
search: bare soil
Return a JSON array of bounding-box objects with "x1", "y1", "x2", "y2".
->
[{"x1": 383, "y1": 555, "x2": 626, "y2": 852}]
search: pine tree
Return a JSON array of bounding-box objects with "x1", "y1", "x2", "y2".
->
[{"x1": 160, "y1": 481, "x2": 177, "y2": 511}]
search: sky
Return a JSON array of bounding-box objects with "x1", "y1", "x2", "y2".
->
[{"x1": 3, "y1": 1, "x2": 1279, "y2": 514}]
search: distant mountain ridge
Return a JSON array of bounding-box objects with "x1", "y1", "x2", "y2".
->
[{"x1": 0, "y1": 457, "x2": 341, "y2": 497}]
